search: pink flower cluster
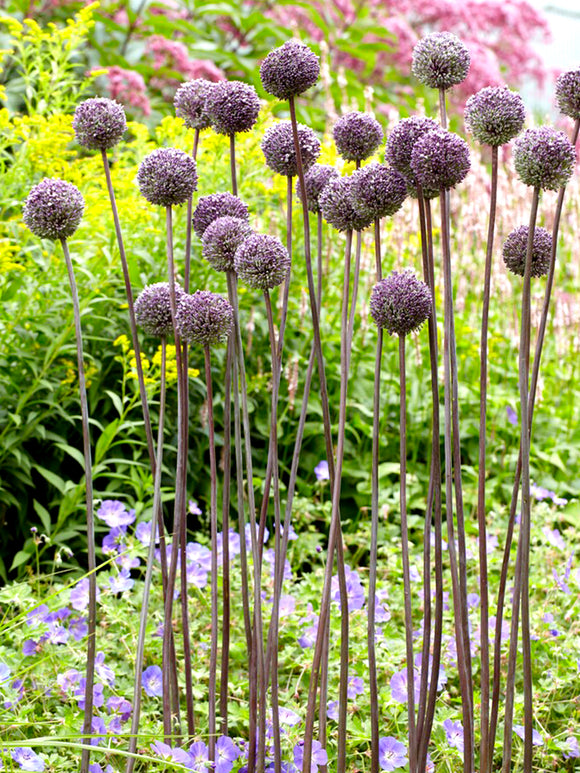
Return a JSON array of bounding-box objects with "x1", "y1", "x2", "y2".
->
[
  {"x1": 104, "y1": 66, "x2": 151, "y2": 116},
  {"x1": 146, "y1": 34, "x2": 224, "y2": 94}
]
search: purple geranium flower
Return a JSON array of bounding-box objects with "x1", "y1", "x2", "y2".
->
[
  {"x1": 564, "y1": 736, "x2": 580, "y2": 759},
  {"x1": 443, "y1": 719, "x2": 464, "y2": 753},
  {"x1": 11, "y1": 748, "x2": 45, "y2": 771},
  {"x1": 279, "y1": 707, "x2": 301, "y2": 726},
  {"x1": 142, "y1": 665, "x2": 163, "y2": 697},
  {"x1": 314, "y1": 460, "x2": 330, "y2": 481},
  {"x1": 215, "y1": 736, "x2": 241, "y2": 773},
  {"x1": 70, "y1": 577, "x2": 100, "y2": 611},
  {"x1": 96, "y1": 500, "x2": 136, "y2": 528},
  {"x1": 107, "y1": 695, "x2": 132, "y2": 722},
  {"x1": 327, "y1": 700, "x2": 339, "y2": 720},
  {"x1": 378, "y1": 736, "x2": 408, "y2": 771},
  {"x1": 189, "y1": 740, "x2": 209, "y2": 771},
  {"x1": 347, "y1": 676, "x2": 364, "y2": 699},
  {"x1": 390, "y1": 667, "x2": 420, "y2": 704},
  {"x1": 293, "y1": 740, "x2": 328, "y2": 773},
  {"x1": 151, "y1": 740, "x2": 193, "y2": 765},
  {"x1": 331, "y1": 566, "x2": 365, "y2": 612},
  {"x1": 102, "y1": 525, "x2": 127, "y2": 554},
  {"x1": 108, "y1": 568, "x2": 134, "y2": 594},
  {"x1": 135, "y1": 520, "x2": 158, "y2": 546},
  {"x1": 75, "y1": 680, "x2": 104, "y2": 710},
  {"x1": 189, "y1": 499, "x2": 202, "y2": 516},
  {"x1": 95, "y1": 652, "x2": 115, "y2": 686},
  {"x1": 506, "y1": 405, "x2": 518, "y2": 425},
  {"x1": 514, "y1": 725, "x2": 544, "y2": 746}
]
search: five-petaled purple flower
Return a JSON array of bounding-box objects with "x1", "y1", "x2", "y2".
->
[
  {"x1": 514, "y1": 725, "x2": 544, "y2": 746},
  {"x1": 142, "y1": 665, "x2": 163, "y2": 697},
  {"x1": 314, "y1": 460, "x2": 330, "y2": 482},
  {"x1": 11, "y1": 748, "x2": 45, "y2": 771},
  {"x1": 443, "y1": 719, "x2": 464, "y2": 753},
  {"x1": 378, "y1": 736, "x2": 408, "y2": 771},
  {"x1": 215, "y1": 736, "x2": 242, "y2": 773},
  {"x1": 293, "y1": 740, "x2": 328, "y2": 773}
]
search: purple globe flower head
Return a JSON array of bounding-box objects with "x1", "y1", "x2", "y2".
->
[
  {"x1": 411, "y1": 129, "x2": 471, "y2": 191},
  {"x1": 23, "y1": 178, "x2": 84, "y2": 241},
  {"x1": 293, "y1": 739, "x2": 328, "y2": 773},
  {"x1": 174, "y1": 78, "x2": 214, "y2": 130},
  {"x1": 261, "y1": 121, "x2": 320, "y2": 177},
  {"x1": 202, "y1": 215, "x2": 253, "y2": 273},
  {"x1": 513, "y1": 725, "x2": 544, "y2": 746},
  {"x1": 411, "y1": 32, "x2": 470, "y2": 90},
  {"x1": 502, "y1": 225, "x2": 552, "y2": 278},
  {"x1": 377, "y1": 736, "x2": 408, "y2": 771},
  {"x1": 135, "y1": 281, "x2": 185, "y2": 337},
  {"x1": 513, "y1": 126, "x2": 576, "y2": 190},
  {"x1": 296, "y1": 164, "x2": 340, "y2": 214},
  {"x1": 176, "y1": 290, "x2": 233, "y2": 347},
  {"x1": 333, "y1": 111, "x2": 383, "y2": 163},
  {"x1": 142, "y1": 664, "x2": 163, "y2": 697},
  {"x1": 319, "y1": 175, "x2": 374, "y2": 232},
  {"x1": 12, "y1": 747, "x2": 45, "y2": 771},
  {"x1": 215, "y1": 736, "x2": 241, "y2": 773},
  {"x1": 443, "y1": 718, "x2": 464, "y2": 753},
  {"x1": 464, "y1": 86, "x2": 526, "y2": 147},
  {"x1": 385, "y1": 116, "x2": 440, "y2": 197},
  {"x1": 350, "y1": 162, "x2": 407, "y2": 221},
  {"x1": 193, "y1": 192, "x2": 250, "y2": 239},
  {"x1": 314, "y1": 460, "x2": 330, "y2": 481},
  {"x1": 370, "y1": 270, "x2": 432, "y2": 337},
  {"x1": 73, "y1": 97, "x2": 126, "y2": 150},
  {"x1": 260, "y1": 39, "x2": 320, "y2": 100},
  {"x1": 206, "y1": 80, "x2": 260, "y2": 135},
  {"x1": 137, "y1": 147, "x2": 198, "y2": 207},
  {"x1": 234, "y1": 233, "x2": 291, "y2": 291},
  {"x1": 556, "y1": 68, "x2": 580, "y2": 119}
]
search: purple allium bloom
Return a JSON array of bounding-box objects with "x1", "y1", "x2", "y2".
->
[
  {"x1": 385, "y1": 116, "x2": 440, "y2": 197},
  {"x1": 502, "y1": 225, "x2": 552, "y2": 278},
  {"x1": 564, "y1": 736, "x2": 580, "y2": 758},
  {"x1": 370, "y1": 270, "x2": 432, "y2": 337},
  {"x1": 137, "y1": 147, "x2": 198, "y2": 207},
  {"x1": 514, "y1": 127, "x2": 576, "y2": 191},
  {"x1": 333, "y1": 111, "x2": 383, "y2": 163},
  {"x1": 293, "y1": 740, "x2": 328, "y2": 773},
  {"x1": 176, "y1": 290, "x2": 233, "y2": 347},
  {"x1": 464, "y1": 86, "x2": 525, "y2": 147},
  {"x1": 260, "y1": 39, "x2": 320, "y2": 100},
  {"x1": 73, "y1": 97, "x2": 126, "y2": 150},
  {"x1": 296, "y1": 164, "x2": 340, "y2": 214},
  {"x1": 193, "y1": 192, "x2": 250, "y2": 239},
  {"x1": 350, "y1": 162, "x2": 407, "y2": 220},
  {"x1": 23, "y1": 178, "x2": 84, "y2": 241},
  {"x1": 215, "y1": 736, "x2": 241, "y2": 773},
  {"x1": 513, "y1": 725, "x2": 544, "y2": 746},
  {"x1": 174, "y1": 78, "x2": 214, "y2": 130},
  {"x1": 11, "y1": 748, "x2": 45, "y2": 771},
  {"x1": 443, "y1": 719, "x2": 465, "y2": 753},
  {"x1": 234, "y1": 233, "x2": 290, "y2": 291},
  {"x1": 206, "y1": 80, "x2": 260, "y2": 135},
  {"x1": 411, "y1": 32, "x2": 470, "y2": 90},
  {"x1": 261, "y1": 121, "x2": 320, "y2": 178},
  {"x1": 135, "y1": 520, "x2": 159, "y2": 546},
  {"x1": 319, "y1": 175, "x2": 373, "y2": 232},
  {"x1": 556, "y1": 68, "x2": 580, "y2": 119},
  {"x1": 70, "y1": 577, "x2": 100, "y2": 611},
  {"x1": 377, "y1": 736, "x2": 408, "y2": 771},
  {"x1": 135, "y1": 282, "x2": 185, "y2": 337},
  {"x1": 411, "y1": 129, "x2": 471, "y2": 191},
  {"x1": 202, "y1": 215, "x2": 253, "y2": 273},
  {"x1": 142, "y1": 665, "x2": 163, "y2": 697},
  {"x1": 506, "y1": 405, "x2": 518, "y2": 425},
  {"x1": 189, "y1": 740, "x2": 209, "y2": 771},
  {"x1": 314, "y1": 460, "x2": 330, "y2": 481},
  {"x1": 96, "y1": 500, "x2": 135, "y2": 528}
]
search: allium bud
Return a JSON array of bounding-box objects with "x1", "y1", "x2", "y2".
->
[
  {"x1": 261, "y1": 121, "x2": 320, "y2": 177},
  {"x1": 370, "y1": 270, "x2": 432, "y2": 337},
  {"x1": 135, "y1": 282, "x2": 185, "y2": 337},
  {"x1": 137, "y1": 148, "x2": 198, "y2": 207},
  {"x1": 174, "y1": 79, "x2": 214, "y2": 130},
  {"x1": 202, "y1": 216, "x2": 253, "y2": 273},
  {"x1": 192, "y1": 192, "x2": 249, "y2": 239},
  {"x1": 464, "y1": 86, "x2": 526, "y2": 147},
  {"x1": 176, "y1": 290, "x2": 233, "y2": 347},
  {"x1": 73, "y1": 97, "x2": 127, "y2": 151},
  {"x1": 513, "y1": 127, "x2": 576, "y2": 191},
  {"x1": 296, "y1": 164, "x2": 340, "y2": 213},
  {"x1": 411, "y1": 32, "x2": 470, "y2": 90},
  {"x1": 411, "y1": 130, "x2": 471, "y2": 191},
  {"x1": 260, "y1": 39, "x2": 320, "y2": 100},
  {"x1": 234, "y1": 233, "x2": 290, "y2": 291},
  {"x1": 205, "y1": 80, "x2": 260, "y2": 135},
  {"x1": 350, "y1": 163, "x2": 407, "y2": 220},
  {"x1": 502, "y1": 226, "x2": 552, "y2": 278},
  {"x1": 333, "y1": 111, "x2": 383, "y2": 163},
  {"x1": 555, "y1": 68, "x2": 580, "y2": 119},
  {"x1": 319, "y1": 175, "x2": 374, "y2": 232},
  {"x1": 23, "y1": 178, "x2": 84, "y2": 241}
]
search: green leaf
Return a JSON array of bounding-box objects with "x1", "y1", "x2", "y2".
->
[{"x1": 33, "y1": 500, "x2": 52, "y2": 535}]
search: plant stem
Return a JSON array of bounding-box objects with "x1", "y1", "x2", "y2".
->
[
  {"x1": 230, "y1": 134, "x2": 238, "y2": 196},
  {"x1": 220, "y1": 338, "x2": 233, "y2": 736}
]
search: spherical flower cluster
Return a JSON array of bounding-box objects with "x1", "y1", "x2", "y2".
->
[
  {"x1": 513, "y1": 127, "x2": 576, "y2": 191},
  {"x1": 319, "y1": 175, "x2": 374, "y2": 232},
  {"x1": 350, "y1": 163, "x2": 407, "y2": 220},
  {"x1": 202, "y1": 216, "x2": 253, "y2": 273},
  {"x1": 205, "y1": 80, "x2": 260, "y2": 135},
  {"x1": 261, "y1": 121, "x2": 320, "y2": 177},
  {"x1": 174, "y1": 79, "x2": 214, "y2": 130},
  {"x1": 464, "y1": 86, "x2": 526, "y2": 146},
  {"x1": 23, "y1": 178, "x2": 84, "y2": 241},
  {"x1": 73, "y1": 97, "x2": 127, "y2": 150},
  {"x1": 260, "y1": 39, "x2": 320, "y2": 100},
  {"x1": 555, "y1": 68, "x2": 580, "y2": 119},
  {"x1": 176, "y1": 291, "x2": 233, "y2": 347},
  {"x1": 411, "y1": 32, "x2": 470, "y2": 90},
  {"x1": 234, "y1": 233, "x2": 290, "y2": 291},
  {"x1": 192, "y1": 192, "x2": 249, "y2": 239},
  {"x1": 135, "y1": 282, "x2": 185, "y2": 337},
  {"x1": 370, "y1": 270, "x2": 432, "y2": 337},
  {"x1": 137, "y1": 148, "x2": 198, "y2": 207},
  {"x1": 502, "y1": 225, "x2": 552, "y2": 277},
  {"x1": 411, "y1": 130, "x2": 471, "y2": 191},
  {"x1": 333, "y1": 111, "x2": 383, "y2": 163},
  {"x1": 296, "y1": 164, "x2": 340, "y2": 213},
  {"x1": 385, "y1": 116, "x2": 440, "y2": 178}
]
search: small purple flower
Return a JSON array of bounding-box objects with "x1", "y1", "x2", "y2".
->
[
  {"x1": 314, "y1": 460, "x2": 329, "y2": 481},
  {"x1": 0, "y1": 663, "x2": 10, "y2": 683},
  {"x1": 542, "y1": 526, "x2": 565, "y2": 550},
  {"x1": 142, "y1": 665, "x2": 163, "y2": 697},
  {"x1": 331, "y1": 566, "x2": 365, "y2": 612},
  {"x1": 70, "y1": 578, "x2": 100, "y2": 612},
  {"x1": 293, "y1": 740, "x2": 328, "y2": 773},
  {"x1": 107, "y1": 695, "x2": 132, "y2": 722},
  {"x1": 189, "y1": 499, "x2": 202, "y2": 515},
  {"x1": 96, "y1": 500, "x2": 136, "y2": 528},
  {"x1": 506, "y1": 405, "x2": 518, "y2": 426},
  {"x1": 443, "y1": 719, "x2": 464, "y2": 753},
  {"x1": 513, "y1": 725, "x2": 544, "y2": 746},
  {"x1": 189, "y1": 740, "x2": 209, "y2": 771},
  {"x1": 390, "y1": 667, "x2": 420, "y2": 705},
  {"x1": 76, "y1": 680, "x2": 104, "y2": 710},
  {"x1": 108, "y1": 568, "x2": 134, "y2": 594},
  {"x1": 279, "y1": 706, "x2": 301, "y2": 726},
  {"x1": 135, "y1": 520, "x2": 158, "y2": 546},
  {"x1": 102, "y1": 525, "x2": 127, "y2": 555},
  {"x1": 564, "y1": 735, "x2": 580, "y2": 759},
  {"x1": 327, "y1": 700, "x2": 339, "y2": 720},
  {"x1": 151, "y1": 740, "x2": 193, "y2": 765},
  {"x1": 95, "y1": 652, "x2": 115, "y2": 686},
  {"x1": 11, "y1": 748, "x2": 45, "y2": 771},
  {"x1": 215, "y1": 736, "x2": 241, "y2": 773},
  {"x1": 278, "y1": 594, "x2": 296, "y2": 617},
  {"x1": 88, "y1": 716, "x2": 107, "y2": 747},
  {"x1": 347, "y1": 675, "x2": 364, "y2": 699},
  {"x1": 377, "y1": 736, "x2": 408, "y2": 771}
]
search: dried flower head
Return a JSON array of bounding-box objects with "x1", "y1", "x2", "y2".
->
[
  {"x1": 370, "y1": 270, "x2": 432, "y2": 336},
  {"x1": 464, "y1": 86, "x2": 526, "y2": 147},
  {"x1": 135, "y1": 282, "x2": 185, "y2": 337},
  {"x1": 23, "y1": 178, "x2": 84, "y2": 241},
  {"x1": 260, "y1": 39, "x2": 320, "y2": 100},
  {"x1": 411, "y1": 129, "x2": 471, "y2": 191},
  {"x1": 350, "y1": 163, "x2": 407, "y2": 220},
  {"x1": 411, "y1": 32, "x2": 470, "y2": 90},
  {"x1": 176, "y1": 290, "x2": 233, "y2": 347},
  {"x1": 205, "y1": 80, "x2": 260, "y2": 135},
  {"x1": 137, "y1": 148, "x2": 198, "y2": 207},
  {"x1": 502, "y1": 225, "x2": 552, "y2": 277},
  {"x1": 319, "y1": 175, "x2": 374, "y2": 232},
  {"x1": 555, "y1": 68, "x2": 580, "y2": 119},
  {"x1": 261, "y1": 121, "x2": 320, "y2": 177},
  {"x1": 513, "y1": 127, "x2": 576, "y2": 190},
  {"x1": 192, "y1": 192, "x2": 249, "y2": 239},
  {"x1": 174, "y1": 79, "x2": 214, "y2": 130},
  {"x1": 73, "y1": 97, "x2": 127, "y2": 151},
  {"x1": 333, "y1": 111, "x2": 383, "y2": 163},
  {"x1": 234, "y1": 233, "x2": 290, "y2": 291},
  {"x1": 202, "y1": 216, "x2": 253, "y2": 273},
  {"x1": 296, "y1": 164, "x2": 340, "y2": 213}
]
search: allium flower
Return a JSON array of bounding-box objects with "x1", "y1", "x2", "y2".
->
[
  {"x1": 234, "y1": 233, "x2": 290, "y2": 291},
  {"x1": 202, "y1": 216, "x2": 253, "y2": 273},
  {"x1": 514, "y1": 725, "x2": 544, "y2": 746},
  {"x1": 385, "y1": 116, "x2": 439, "y2": 181},
  {"x1": 370, "y1": 270, "x2": 432, "y2": 337},
  {"x1": 502, "y1": 225, "x2": 552, "y2": 277},
  {"x1": 142, "y1": 665, "x2": 163, "y2": 697},
  {"x1": 555, "y1": 68, "x2": 580, "y2": 119},
  {"x1": 350, "y1": 163, "x2": 407, "y2": 220},
  {"x1": 135, "y1": 282, "x2": 185, "y2": 336},
  {"x1": 296, "y1": 164, "x2": 340, "y2": 213},
  {"x1": 513, "y1": 127, "x2": 576, "y2": 190},
  {"x1": 23, "y1": 178, "x2": 84, "y2": 241},
  {"x1": 464, "y1": 86, "x2": 525, "y2": 147},
  {"x1": 293, "y1": 739, "x2": 328, "y2": 773},
  {"x1": 319, "y1": 175, "x2": 373, "y2": 232},
  {"x1": 333, "y1": 111, "x2": 383, "y2": 162},
  {"x1": 260, "y1": 39, "x2": 320, "y2": 100},
  {"x1": 206, "y1": 80, "x2": 260, "y2": 135},
  {"x1": 193, "y1": 192, "x2": 249, "y2": 239},
  {"x1": 73, "y1": 97, "x2": 127, "y2": 150},
  {"x1": 314, "y1": 460, "x2": 330, "y2": 481},
  {"x1": 261, "y1": 121, "x2": 320, "y2": 177},
  {"x1": 176, "y1": 290, "x2": 233, "y2": 347},
  {"x1": 411, "y1": 32, "x2": 470, "y2": 90},
  {"x1": 443, "y1": 719, "x2": 465, "y2": 753},
  {"x1": 411, "y1": 130, "x2": 471, "y2": 191},
  {"x1": 137, "y1": 147, "x2": 198, "y2": 206},
  {"x1": 377, "y1": 737, "x2": 408, "y2": 771},
  {"x1": 174, "y1": 78, "x2": 214, "y2": 130},
  {"x1": 12, "y1": 747, "x2": 45, "y2": 771}
]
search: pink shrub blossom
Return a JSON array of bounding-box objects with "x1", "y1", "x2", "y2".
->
[
  {"x1": 104, "y1": 66, "x2": 151, "y2": 116},
  {"x1": 146, "y1": 34, "x2": 224, "y2": 94}
]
